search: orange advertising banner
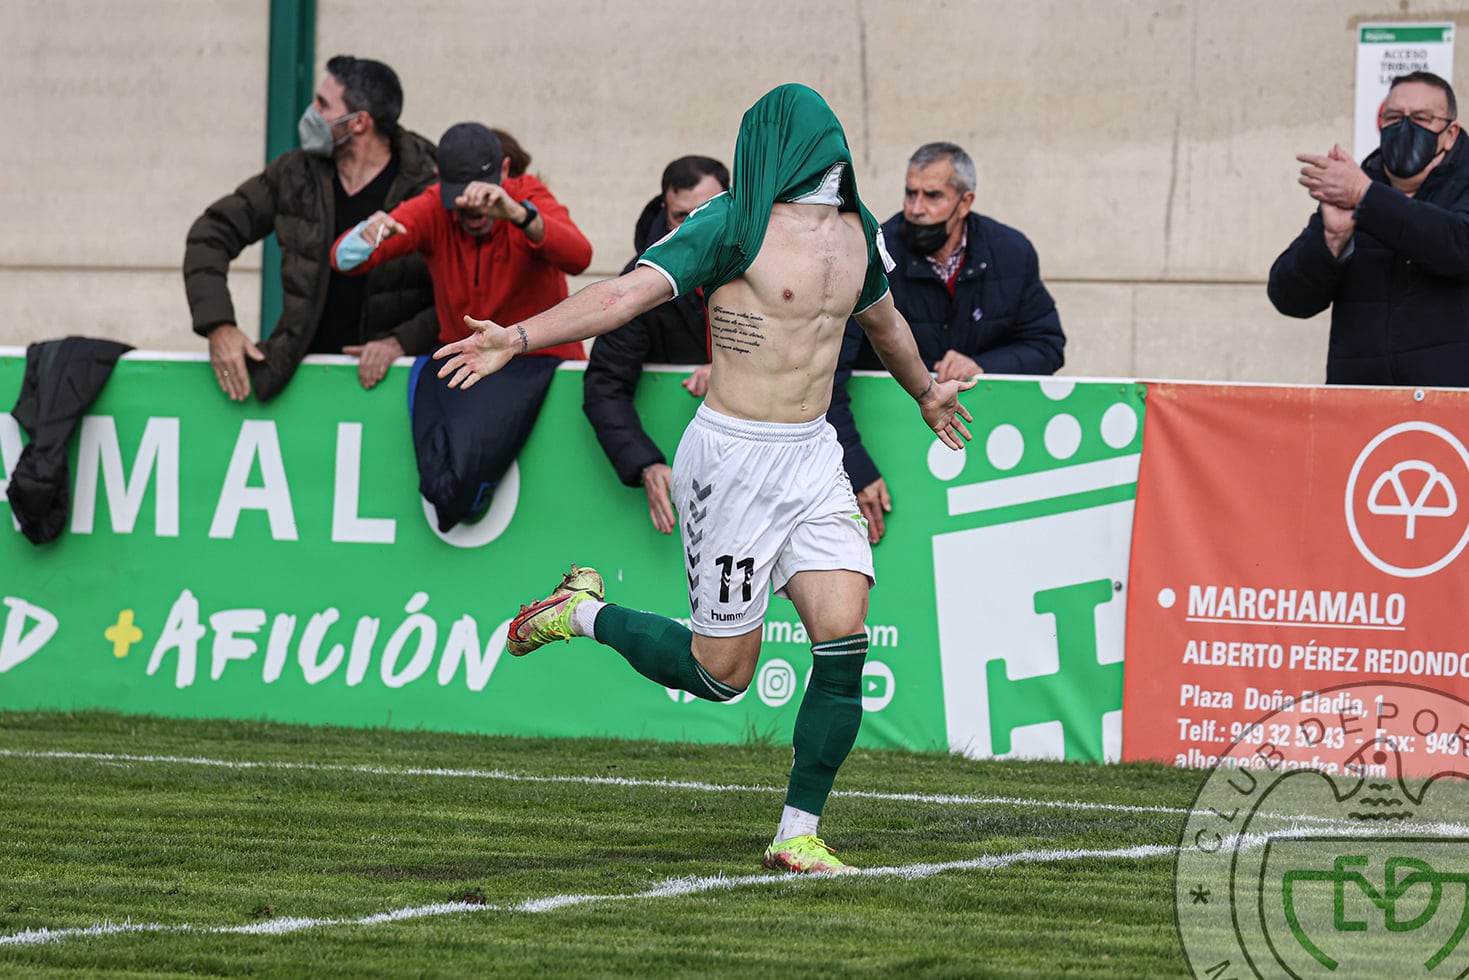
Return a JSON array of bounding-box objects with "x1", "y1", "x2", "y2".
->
[{"x1": 1122, "y1": 383, "x2": 1469, "y2": 775}]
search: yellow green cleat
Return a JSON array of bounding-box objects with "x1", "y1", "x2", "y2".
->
[
  {"x1": 761, "y1": 835, "x2": 857, "y2": 874},
  {"x1": 507, "y1": 566, "x2": 604, "y2": 657},
  {"x1": 552, "y1": 564, "x2": 605, "y2": 600}
]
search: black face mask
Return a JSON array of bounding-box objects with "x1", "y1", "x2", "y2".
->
[
  {"x1": 899, "y1": 216, "x2": 953, "y2": 256},
  {"x1": 1379, "y1": 118, "x2": 1444, "y2": 179}
]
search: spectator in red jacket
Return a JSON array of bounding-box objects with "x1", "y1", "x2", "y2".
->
[
  {"x1": 332, "y1": 122, "x2": 592, "y2": 361},
  {"x1": 333, "y1": 123, "x2": 594, "y2": 531}
]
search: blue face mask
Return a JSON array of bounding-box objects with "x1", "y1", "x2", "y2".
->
[
  {"x1": 297, "y1": 106, "x2": 361, "y2": 157},
  {"x1": 1378, "y1": 118, "x2": 1443, "y2": 179}
]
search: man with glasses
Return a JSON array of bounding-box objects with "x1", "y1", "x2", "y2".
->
[
  {"x1": 1269, "y1": 71, "x2": 1469, "y2": 386},
  {"x1": 185, "y1": 56, "x2": 439, "y2": 401}
]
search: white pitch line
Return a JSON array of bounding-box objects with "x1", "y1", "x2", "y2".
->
[
  {"x1": 0, "y1": 749, "x2": 1193, "y2": 818},
  {"x1": 6, "y1": 749, "x2": 1448, "y2": 833},
  {"x1": 0, "y1": 842, "x2": 1175, "y2": 948}
]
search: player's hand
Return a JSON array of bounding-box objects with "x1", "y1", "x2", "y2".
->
[
  {"x1": 856, "y1": 477, "x2": 891, "y2": 545},
  {"x1": 934, "y1": 350, "x2": 982, "y2": 383},
  {"x1": 682, "y1": 363, "x2": 712, "y2": 397},
  {"x1": 455, "y1": 181, "x2": 521, "y2": 221},
  {"x1": 1298, "y1": 144, "x2": 1370, "y2": 210},
  {"x1": 343, "y1": 335, "x2": 404, "y2": 390},
  {"x1": 919, "y1": 377, "x2": 977, "y2": 451},
  {"x1": 641, "y1": 462, "x2": 677, "y2": 534},
  {"x1": 362, "y1": 210, "x2": 406, "y2": 245},
  {"x1": 434, "y1": 315, "x2": 517, "y2": 389},
  {"x1": 208, "y1": 323, "x2": 265, "y2": 402}
]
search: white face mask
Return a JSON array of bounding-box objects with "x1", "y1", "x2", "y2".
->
[{"x1": 297, "y1": 105, "x2": 362, "y2": 157}]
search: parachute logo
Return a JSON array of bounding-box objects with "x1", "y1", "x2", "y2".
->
[{"x1": 1366, "y1": 459, "x2": 1458, "y2": 539}]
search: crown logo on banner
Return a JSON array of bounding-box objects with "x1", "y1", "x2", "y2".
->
[{"x1": 932, "y1": 378, "x2": 1145, "y2": 762}]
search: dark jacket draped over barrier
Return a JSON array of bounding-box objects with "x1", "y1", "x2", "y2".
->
[
  {"x1": 7, "y1": 337, "x2": 133, "y2": 544},
  {"x1": 410, "y1": 354, "x2": 561, "y2": 532}
]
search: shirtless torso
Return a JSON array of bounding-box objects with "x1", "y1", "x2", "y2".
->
[{"x1": 702, "y1": 204, "x2": 868, "y2": 424}]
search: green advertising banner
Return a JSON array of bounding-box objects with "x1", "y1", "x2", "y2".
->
[{"x1": 0, "y1": 352, "x2": 1143, "y2": 760}]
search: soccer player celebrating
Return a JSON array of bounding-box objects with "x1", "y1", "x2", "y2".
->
[{"x1": 435, "y1": 84, "x2": 974, "y2": 874}]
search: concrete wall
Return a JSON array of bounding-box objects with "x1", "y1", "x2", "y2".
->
[{"x1": 4, "y1": 1, "x2": 1466, "y2": 382}]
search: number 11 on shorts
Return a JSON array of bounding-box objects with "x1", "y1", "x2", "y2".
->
[{"x1": 715, "y1": 555, "x2": 754, "y2": 602}]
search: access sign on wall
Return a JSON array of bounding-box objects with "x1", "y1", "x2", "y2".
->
[{"x1": 1355, "y1": 23, "x2": 1454, "y2": 161}]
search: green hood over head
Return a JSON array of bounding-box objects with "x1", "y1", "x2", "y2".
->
[{"x1": 721, "y1": 83, "x2": 885, "y2": 285}]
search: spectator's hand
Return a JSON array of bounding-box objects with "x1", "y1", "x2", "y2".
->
[
  {"x1": 1315, "y1": 144, "x2": 1360, "y2": 258},
  {"x1": 641, "y1": 462, "x2": 677, "y2": 534},
  {"x1": 343, "y1": 335, "x2": 404, "y2": 390},
  {"x1": 208, "y1": 323, "x2": 265, "y2": 402},
  {"x1": 1320, "y1": 200, "x2": 1356, "y2": 258},
  {"x1": 682, "y1": 363, "x2": 712, "y2": 397},
  {"x1": 362, "y1": 211, "x2": 406, "y2": 246},
  {"x1": 1297, "y1": 144, "x2": 1370, "y2": 211},
  {"x1": 456, "y1": 181, "x2": 522, "y2": 221},
  {"x1": 856, "y1": 477, "x2": 891, "y2": 545},
  {"x1": 434, "y1": 315, "x2": 517, "y2": 389},
  {"x1": 919, "y1": 377, "x2": 977, "y2": 451},
  {"x1": 934, "y1": 350, "x2": 983, "y2": 383}
]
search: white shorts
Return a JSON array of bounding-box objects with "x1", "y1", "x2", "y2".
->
[{"x1": 672, "y1": 404, "x2": 875, "y2": 637}]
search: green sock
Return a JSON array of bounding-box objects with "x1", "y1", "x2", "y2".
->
[
  {"x1": 593, "y1": 604, "x2": 740, "y2": 702},
  {"x1": 786, "y1": 633, "x2": 869, "y2": 815}
]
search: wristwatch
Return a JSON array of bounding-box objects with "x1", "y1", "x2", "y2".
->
[{"x1": 512, "y1": 199, "x2": 539, "y2": 230}]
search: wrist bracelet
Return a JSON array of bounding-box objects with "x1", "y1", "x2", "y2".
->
[{"x1": 516, "y1": 324, "x2": 529, "y2": 353}]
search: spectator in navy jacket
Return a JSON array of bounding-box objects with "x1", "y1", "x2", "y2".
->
[
  {"x1": 583, "y1": 155, "x2": 729, "y2": 534},
  {"x1": 1269, "y1": 71, "x2": 1469, "y2": 387},
  {"x1": 830, "y1": 142, "x2": 1064, "y2": 543}
]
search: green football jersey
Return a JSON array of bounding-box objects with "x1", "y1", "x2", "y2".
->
[{"x1": 637, "y1": 192, "x2": 892, "y2": 315}]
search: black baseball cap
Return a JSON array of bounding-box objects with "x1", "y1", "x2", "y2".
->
[{"x1": 437, "y1": 123, "x2": 505, "y2": 209}]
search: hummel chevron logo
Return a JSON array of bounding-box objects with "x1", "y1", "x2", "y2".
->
[
  {"x1": 687, "y1": 528, "x2": 704, "y2": 546},
  {"x1": 688, "y1": 505, "x2": 707, "y2": 522},
  {"x1": 690, "y1": 479, "x2": 713, "y2": 501},
  {"x1": 687, "y1": 571, "x2": 699, "y2": 589},
  {"x1": 686, "y1": 551, "x2": 700, "y2": 567},
  {"x1": 690, "y1": 597, "x2": 700, "y2": 613}
]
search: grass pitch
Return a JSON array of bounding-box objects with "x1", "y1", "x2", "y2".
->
[{"x1": 0, "y1": 711, "x2": 1199, "y2": 977}]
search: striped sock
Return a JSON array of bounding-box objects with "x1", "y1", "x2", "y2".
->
[{"x1": 786, "y1": 632, "x2": 868, "y2": 815}]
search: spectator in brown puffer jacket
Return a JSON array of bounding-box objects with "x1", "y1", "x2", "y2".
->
[{"x1": 184, "y1": 55, "x2": 438, "y2": 402}]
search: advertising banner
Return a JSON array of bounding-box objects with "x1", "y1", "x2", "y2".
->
[
  {"x1": 929, "y1": 378, "x2": 1142, "y2": 762},
  {"x1": 0, "y1": 353, "x2": 1141, "y2": 760},
  {"x1": 1122, "y1": 383, "x2": 1469, "y2": 775}
]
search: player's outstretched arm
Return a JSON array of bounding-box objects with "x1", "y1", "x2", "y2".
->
[
  {"x1": 854, "y1": 293, "x2": 975, "y2": 450},
  {"x1": 434, "y1": 266, "x2": 673, "y2": 389}
]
